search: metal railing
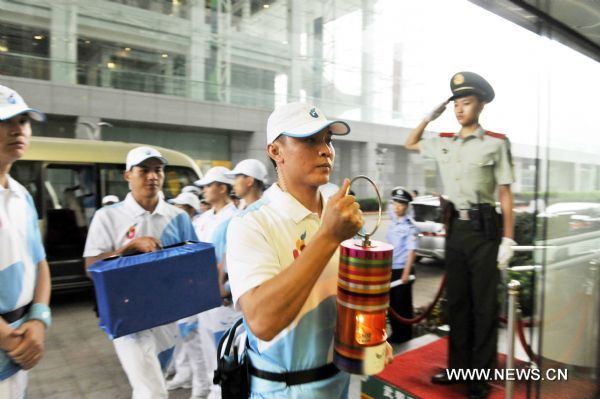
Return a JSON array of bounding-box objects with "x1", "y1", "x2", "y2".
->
[{"x1": 505, "y1": 280, "x2": 521, "y2": 399}]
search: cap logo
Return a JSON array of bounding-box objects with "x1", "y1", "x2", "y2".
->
[
  {"x1": 145, "y1": 149, "x2": 152, "y2": 155},
  {"x1": 309, "y1": 108, "x2": 319, "y2": 118},
  {"x1": 7, "y1": 94, "x2": 17, "y2": 105},
  {"x1": 453, "y1": 74, "x2": 464, "y2": 85}
]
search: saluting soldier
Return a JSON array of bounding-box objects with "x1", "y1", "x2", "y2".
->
[{"x1": 405, "y1": 72, "x2": 516, "y2": 399}]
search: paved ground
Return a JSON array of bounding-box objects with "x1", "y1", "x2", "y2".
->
[{"x1": 26, "y1": 213, "x2": 447, "y2": 398}]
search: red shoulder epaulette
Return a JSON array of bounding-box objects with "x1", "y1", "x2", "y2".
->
[
  {"x1": 484, "y1": 131, "x2": 507, "y2": 139},
  {"x1": 439, "y1": 132, "x2": 455, "y2": 138}
]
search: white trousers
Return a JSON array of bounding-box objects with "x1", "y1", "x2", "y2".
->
[
  {"x1": 0, "y1": 369, "x2": 27, "y2": 399},
  {"x1": 113, "y1": 324, "x2": 177, "y2": 399}
]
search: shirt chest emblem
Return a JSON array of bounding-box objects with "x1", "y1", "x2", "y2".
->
[
  {"x1": 292, "y1": 231, "x2": 307, "y2": 259},
  {"x1": 126, "y1": 224, "x2": 137, "y2": 239}
]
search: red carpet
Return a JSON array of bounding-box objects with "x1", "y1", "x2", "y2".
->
[
  {"x1": 361, "y1": 337, "x2": 600, "y2": 399},
  {"x1": 366, "y1": 338, "x2": 527, "y2": 398}
]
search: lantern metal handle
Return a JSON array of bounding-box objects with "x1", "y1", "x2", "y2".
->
[{"x1": 347, "y1": 175, "x2": 382, "y2": 247}]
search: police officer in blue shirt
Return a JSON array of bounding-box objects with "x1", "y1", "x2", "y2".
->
[{"x1": 386, "y1": 187, "x2": 419, "y2": 343}]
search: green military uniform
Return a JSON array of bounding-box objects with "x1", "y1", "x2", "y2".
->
[
  {"x1": 419, "y1": 72, "x2": 515, "y2": 385},
  {"x1": 420, "y1": 127, "x2": 514, "y2": 209}
]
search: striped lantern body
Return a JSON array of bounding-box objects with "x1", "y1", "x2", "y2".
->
[{"x1": 334, "y1": 239, "x2": 393, "y2": 375}]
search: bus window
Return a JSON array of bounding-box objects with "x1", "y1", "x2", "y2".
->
[
  {"x1": 45, "y1": 165, "x2": 97, "y2": 225},
  {"x1": 99, "y1": 164, "x2": 130, "y2": 204},
  {"x1": 163, "y1": 165, "x2": 199, "y2": 199}
]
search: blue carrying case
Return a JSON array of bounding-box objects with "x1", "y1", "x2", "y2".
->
[{"x1": 88, "y1": 241, "x2": 221, "y2": 339}]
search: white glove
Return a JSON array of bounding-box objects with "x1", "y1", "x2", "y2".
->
[
  {"x1": 423, "y1": 101, "x2": 449, "y2": 123},
  {"x1": 497, "y1": 237, "x2": 517, "y2": 270}
]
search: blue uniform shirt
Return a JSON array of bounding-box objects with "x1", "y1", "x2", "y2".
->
[
  {"x1": 385, "y1": 210, "x2": 419, "y2": 270},
  {"x1": 1, "y1": 176, "x2": 46, "y2": 380},
  {"x1": 227, "y1": 185, "x2": 350, "y2": 398}
]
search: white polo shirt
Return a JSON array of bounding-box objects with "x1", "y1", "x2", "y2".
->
[
  {"x1": 226, "y1": 184, "x2": 349, "y2": 398},
  {"x1": 84, "y1": 193, "x2": 197, "y2": 258},
  {"x1": 0, "y1": 176, "x2": 46, "y2": 380},
  {"x1": 192, "y1": 202, "x2": 237, "y2": 244}
]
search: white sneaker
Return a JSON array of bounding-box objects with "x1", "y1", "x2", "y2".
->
[{"x1": 166, "y1": 377, "x2": 192, "y2": 390}]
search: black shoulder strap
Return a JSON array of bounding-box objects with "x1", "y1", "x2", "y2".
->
[{"x1": 218, "y1": 317, "x2": 244, "y2": 358}]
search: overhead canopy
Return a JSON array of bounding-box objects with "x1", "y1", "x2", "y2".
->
[{"x1": 469, "y1": 0, "x2": 600, "y2": 63}]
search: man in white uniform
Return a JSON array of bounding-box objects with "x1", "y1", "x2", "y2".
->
[
  {"x1": 169, "y1": 166, "x2": 237, "y2": 398},
  {"x1": 193, "y1": 166, "x2": 238, "y2": 244},
  {"x1": 0, "y1": 85, "x2": 51, "y2": 399},
  {"x1": 225, "y1": 159, "x2": 269, "y2": 211},
  {"x1": 226, "y1": 102, "x2": 392, "y2": 398},
  {"x1": 84, "y1": 146, "x2": 197, "y2": 399},
  {"x1": 169, "y1": 166, "x2": 238, "y2": 398},
  {"x1": 170, "y1": 192, "x2": 200, "y2": 219}
]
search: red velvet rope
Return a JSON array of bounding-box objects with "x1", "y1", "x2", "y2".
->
[
  {"x1": 386, "y1": 272, "x2": 539, "y2": 363},
  {"x1": 498, "y1": 316, "x2": 538, "y2": 362},
  {"x1": 388, "y1": 274, "x2": 447, "y2": 325}
]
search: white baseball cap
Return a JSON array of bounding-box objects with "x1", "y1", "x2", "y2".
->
[
  {"x1": 125, "y1": 146, "x2": 168, "y2": 170},
  {"x1": 266, "y1": 102, "x2": 350, "y2": 144},
  {"x1": 101, "y1": 195, "x2": 119, "y2": 205},
  {"x1": 169, "y1": 192, "x2": 200, "y2": 210},
  {"x1": 225, "y1": 159, "x2": 269, "y2": 183},
  {"x1": 181, "y1": 185, "x2": 202, "y2": 196},
  {"x1": 0, "y1": 85, "x2": 45, "y2": 122},
  {"x1": 194, "y1": 166, "x2": 234, "y2": 187}
]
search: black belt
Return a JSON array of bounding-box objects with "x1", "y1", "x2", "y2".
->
[
  {"x1": 249, "y1": 362, "x2": 339, "y2": 386},
  {"x1": 0, "y1": 303, "x2": 31, "y2": 324}
]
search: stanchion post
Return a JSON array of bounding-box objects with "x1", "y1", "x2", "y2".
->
[{"x1": 505, "y1": 280, "x2": 520, "y2": 399}]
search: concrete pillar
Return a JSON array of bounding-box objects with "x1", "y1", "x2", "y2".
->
[
  {"x1": 359, "y1": 141, "x2": 378, "y2": 198},
  {"x1": 100, "y1": 49, "x2": 112, "y2": 88},
  {"x1": 162, "y1": 57, "x2": 174, "y2": 95},
  {"x1": 574, "y1": 162, "x2": 584, "y2": 192},
  {"x1": 406, "y1": 152, "x2": 425, "y2": 194},
  {"x1": 50, "y1": 0, "x2": 78, "y2": 84},
  {"x1": 361, "y1": 0, "x2": 375, "y2": 121},
  {"x1": 189, "y1": 0, "x2": 206, "y2": 99},
  {"x1": 241, "y1": 0, "x2": 251, "y2": 22},
  {"x1": 215, "y1": 0, "x2": 232, "y2": 102},
  {"x1": 311, "y1": 15, "x2": 324, "y2": 101},
  {"x1": 287, "y1": 0, "x2": 304, "y2": 102},
  {"x1": 303, "y1": 0, "x2": 315, "y2": 100}
]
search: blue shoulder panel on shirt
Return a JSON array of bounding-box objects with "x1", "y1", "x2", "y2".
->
[
  {"x1": 160, "y1": 212, "x2": 197, "y2": 246},
  {"x1": 214, "y1": 199, "x2": 267, "y2": 263},
  {"x1": 236, "y1": 197, "x2": 269, "y2": 218},
  {"x1": 0, "y1": 262, "x2": 25, "y2": 313},
  {"x1": 247, "y1": 296, "x2": 336, "y2": 371},
  {"x1": 25, "y1": 193, "x2": 46, "y2": 264},
  {"x1": 212, "y1": 216, "x2": 234, "y2": 264}
]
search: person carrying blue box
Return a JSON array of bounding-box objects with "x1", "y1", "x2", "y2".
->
[{"x1": 83, "y1": 146, "x2": 197, "y2": 399}]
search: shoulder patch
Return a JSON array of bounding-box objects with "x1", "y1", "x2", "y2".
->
[
  {"x1": 439, "y1": 132, "x2": 455, "y2": 138},
  {"x1": 484, "y1": 131, "x2": 507, "y2": 140}
]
